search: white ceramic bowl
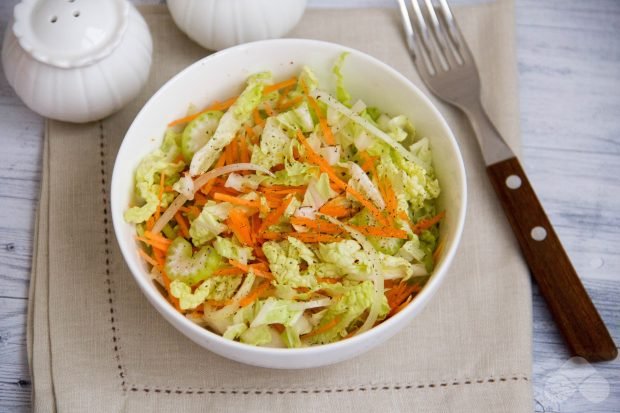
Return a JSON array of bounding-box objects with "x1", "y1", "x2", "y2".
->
[{"x1": 111, "y1": 39, "x2": 466, "y2": 369}]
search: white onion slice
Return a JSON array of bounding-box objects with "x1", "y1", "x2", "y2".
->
[{"x1": 152, "y1": 163, "x2": 274, "y2": 234}]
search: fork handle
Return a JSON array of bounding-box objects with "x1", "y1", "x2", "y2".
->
[{"x1": 487, "y1": 157, "x2": 617, "y2": 361}]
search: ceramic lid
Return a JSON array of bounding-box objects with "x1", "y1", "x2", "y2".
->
[{"x1": 12, "y1": 0, "x2": 129, "y2": 68}]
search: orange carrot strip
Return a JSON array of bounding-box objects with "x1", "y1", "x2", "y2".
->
[
  {"x1": 318, "y1": 205, "x2": 350, "y2": 218},
  {"x1": 304, "y1": 317, "x2": 340, "y2": 338},
  {"x1": 277, "y1": 95, "x2": 304, "y2": 111},
  {"x1": 316, "y1": 277, "x2": 340, "y2": 284},
  {"x1": 227, "y1": 209, "x2": 254, "y2": 246},
  {"x1": 174, "y1": 212, "x2": 190, "y2": 238},
  {"x1": 213, "y1": 192, "x2": 261, "y2": 208},
  {"x1": 239, "y1": 281, "x2": 270, "y2": 308},
  {"x1": 307, "y1": 96, "x2": 335, "y2": 145},
  {"x1": 144, "y1": 231, "x2": 172, "y2": 245},
  {"x1": 257, "y1": 195, "x2": 293, "y2": 234},
  {"x1": 413, "y1": 211, "x2": 446, "y2": 234},
  {"x1": 263, "y1": 101, "x2": 275, "y2": 117},
  {"x1": 152, "y1": 248, "x2": 166, "y2": 268},
  {"x1": 263, "y1": 77, "x2": 297, "y2": 95},
  {"x1": 168, "y1": 97, "x2": 237, "y2": 127},
  {"x1": 146, "y1": 216, "x2": 155, "y2": 231},
  {"x1": 213, "y1": 267, "x2": 245, "y2": 276},
  {"x1": 238, "y1": 135, "x2": 250, "y2": 164},
  {"x1": 200, "y1": 153, "x2": 227, "y2": 195},
  {"x1": 139, "y1": 248, "x2": 160, "y2": 269},
  {"x1": 252, "y1": 107, "x2": 265, "y2": 126},
  {"x1": 244, "y1": 124, "x2": 258, "y2": 145},
  {"x1": 296, "y1": 130, "x2": 389, "y2": 226},
  {"x1": 228, "y1": 260, "x2": 273, "y2": 280},
  {"x1": 136, "y1": 236, "x2": 169, "y2": 253}
]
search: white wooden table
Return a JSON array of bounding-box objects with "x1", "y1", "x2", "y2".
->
[{"x1": 0, "y1": 0, "x2": 618, "y2": 411}]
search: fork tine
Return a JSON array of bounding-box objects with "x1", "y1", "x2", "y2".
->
[
  {"x1": 409, "y1": 0, "x2": 444, "y2": 74},
  {"x1": 422, "y1": 0, "x2": 460, "y2": 68},
  {"x1": 436, "y1": 0, "x2": 472, "y2": 64},
  {"x1": 396, "y1": 0, "x2": 434, "y2": 78}
]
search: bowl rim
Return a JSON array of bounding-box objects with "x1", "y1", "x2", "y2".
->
[{"x1": 111, "y1": 38, "x2": 467, "y2": 359}]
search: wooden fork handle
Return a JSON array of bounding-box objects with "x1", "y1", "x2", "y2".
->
[{"x1": 487, "y1": 156, "x2": 617, "y2": 362}]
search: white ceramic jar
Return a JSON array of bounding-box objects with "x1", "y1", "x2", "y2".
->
[
  {"x1": 2, "y1": 0, "x2": 153, "y2": 123},
  {"x1": 167, "y1": 0, "x2": 307, "y2": 51}
]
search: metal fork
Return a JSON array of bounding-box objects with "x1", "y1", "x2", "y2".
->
[{"x1": 398, "y1": 0, "x2": 616, "y2": 362}]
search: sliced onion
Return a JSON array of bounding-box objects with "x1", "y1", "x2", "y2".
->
[
  {"x1": 153, "y1": 163, "x2": 273, "y2": 234},
  {"x1": 152, "y1": 193, "x2": 187, "y2": 234}
]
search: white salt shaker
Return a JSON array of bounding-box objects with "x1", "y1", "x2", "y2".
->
[
  {"x1": 167, "y1": 0, "x2": 307, "y2": 51},
  {"x1": 1, "y1": 0, "x2": 153, "y2": 123}
]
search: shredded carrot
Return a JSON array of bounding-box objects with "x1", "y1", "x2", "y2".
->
[
  {"x1": 263, "y1": 77, "x2": 297, "y2": 95},
  {"x1": 413, "y1": 211, "x2": 446, "y2": 234},
  {"x1": 136, "y1": 236, "x2": 169, "y2": 253},
  {"x1": 258, "y1": 195, "x2": 294, "y2": 234},
  {"x1": 300, "y1": 79, "x2": 310, "y2": 95},
  {"x1": 227, "y1": 208, "x2": 254, "y2": 246},
  {"x1": 144, "y1": 231, "x2": 172, "y2": 245},
  {"x1": 316, "y1": 277, "x2": 340, "y2": 284},
  {"x1": 238, "y1": 135, "x2": 250, "y2": 164},
  {"x1": 318, "y1": 205, "x2": 350, "y2": 218},
  {"x1": 207, "y1": 299, "x2": 233, "y2": 308},
  {"x1": 152, "y1": 248, "x2": 166, "y2": 268},
  {"x1": 213, "y1": 192, "x2": 261, "y2": 208},
  {"x1": 159, "y1": 268, "x2": 181, "y2": 311},
  {"x1": 244, "y1": 124, "x2": 258, "y2": 145},
  {"x1": 168, "y1": 97, "x2": 237, "y2": 127},
  {"x1": 304, "y1": 317, "x2": 340, "y2": 338},
  {"x1": 239, "y1": 281, "x2": 270, "y2": 307},
  {"x1": 252, "y1": 107, "x2": 265, "y2": 126},
  {"x1": 263, "y1": 101, "x2": 275, "y2": 117},
  {"x1": 254, "y1": 245, "x2": 265, "y2": 259},
  {"x1": 139, "y1": 248, "x2": 160, "y2": 269},
  {"x1": 307, "y1": 96, "x2": 335, "y2": 145},
  {"x1": 228, "y1": 259, "x2": 273, "y2": 280},
  {"x1": 213, "y1": 267, "x2": 245, "y2": 276},
  {"x1": 200, "y1": 152, "x2": 227, "y2": 195},
  {"x1": 146, "y1": 216, "x2": 155, "y2": 231},
  {"x1": 386, "y1": 282, "x2": 421, "y2": 316},
  {"x1": 277, "y1": 95, "x2": 303, "y2": 111},
  {"x1": 290, "y1": 216, "x2": 342, "y2": 234},
  {"x1": 358, "y1": 151, "x2": 377, "y2": 173},
  {"x1": 174, "y1": 212, "x2": 190, "y2": 238},
  {"x1": 296, "y1": 130, "x2": 389, "y2": 226},
  {"x1": 193, "y1": 192, "x2": 208, "y2": 206}
]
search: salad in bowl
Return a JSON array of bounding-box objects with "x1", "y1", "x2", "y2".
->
[{"x1": 124, "y1": 54, "x2": 444, "y2": 349}]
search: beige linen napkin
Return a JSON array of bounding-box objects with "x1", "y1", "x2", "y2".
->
[{"x1": 28, "y1": 3, "x2": 533, "y2": 412}]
